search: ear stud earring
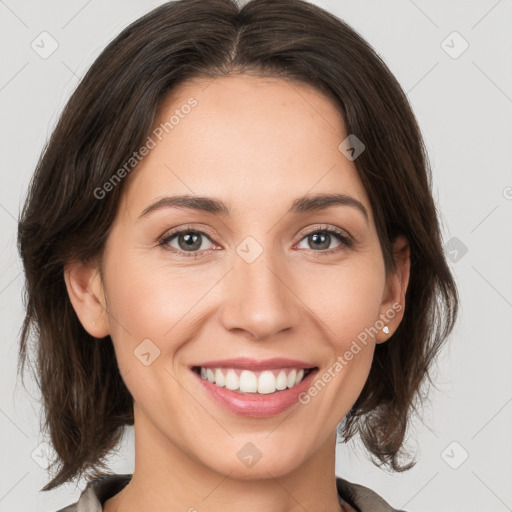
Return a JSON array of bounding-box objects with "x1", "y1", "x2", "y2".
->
[{"x1": 382, "y1": 325, "x2": 389, "y2": 334}]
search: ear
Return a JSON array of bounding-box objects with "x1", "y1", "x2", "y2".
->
[
  {"x1": 374, "y1": 235, "x2": 410, "y2": 343},
  {"x1": 63, "y1": 260, "x2": 110, "y2": 338}
]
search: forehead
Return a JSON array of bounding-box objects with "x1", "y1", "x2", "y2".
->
[{"x1": 120, "y1": 74, "x2": 372, "y2": 223}]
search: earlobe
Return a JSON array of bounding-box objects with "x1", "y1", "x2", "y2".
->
[
  {"x1": 375, "y1": 235, "x2": 410, "y2": 343},
  {"x1": 63, "y1": 260, "x2": 110, "y2": 338}
]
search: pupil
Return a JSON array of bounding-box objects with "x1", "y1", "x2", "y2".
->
[
  {"x1": 181, "y1": 232, "x2": 201, "y2": 251},
  {"x1": 311, "y1": 232, "x2": 329, "y2": 250}
]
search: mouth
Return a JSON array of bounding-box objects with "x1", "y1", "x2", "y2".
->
[
  {"x1": 191, "y1": 365, "x2": 318, "y2": 395},
  {"x1": 190, "y1": 359, "x2": 320, "y2": 418},
  {"x1": 189, "y1": 356, "x2": 320, "y2": 417}
]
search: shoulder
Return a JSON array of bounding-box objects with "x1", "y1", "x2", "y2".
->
[
  {"x1": 53, "y1": 474, "x2": 132, "y2": 512},
  {"x1": 336, "y1": 476, "x2": 408, "y2": 512}
]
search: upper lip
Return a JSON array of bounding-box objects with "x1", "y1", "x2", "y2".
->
[{"x1": 191, "y1": 357, "x2": 317, "y2": 371}]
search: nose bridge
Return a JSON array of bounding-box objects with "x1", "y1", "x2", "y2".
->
[{"x1": 219, "y1": 236, "x2": 300, "y2": 339}]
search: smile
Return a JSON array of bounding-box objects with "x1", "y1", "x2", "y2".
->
[
  {"x1": 193, "y1": 366, "x2": 315, "y2": 395},
  {"x1": 191, "y1": 363, "x2": 319, "y2": 418}
]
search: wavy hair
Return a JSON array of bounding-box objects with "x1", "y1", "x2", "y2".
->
[{"x1": 17, "y1": 0, "x2": 459, "y2": 491}]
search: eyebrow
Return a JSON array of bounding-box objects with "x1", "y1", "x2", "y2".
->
[{"x1": 138, "y1": 193, "x2": 369, "y2": 223}]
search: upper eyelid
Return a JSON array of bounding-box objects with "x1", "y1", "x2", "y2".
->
[
  {"x1": 160, "y1": 224, "x2": 217, "y2": 243},
  {"x1": 299, "y1": 224, "x2": 351, "y2": 239}
]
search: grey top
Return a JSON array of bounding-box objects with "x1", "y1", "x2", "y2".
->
[{"x1": 55, "y1": 473, "x2": 407, "y2": 512}]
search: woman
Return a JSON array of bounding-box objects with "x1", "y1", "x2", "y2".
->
[{"x1": 17, "y1": 0, "x2": 459, "y2": 510}]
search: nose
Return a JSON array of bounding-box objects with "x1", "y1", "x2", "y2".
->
[{"x1": 218, "y1": 245, "x2": 302, "y2": 341}]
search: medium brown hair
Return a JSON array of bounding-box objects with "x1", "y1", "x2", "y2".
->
[{"x1": 17, "y1": 0, "x2": 459, "y2": 491}]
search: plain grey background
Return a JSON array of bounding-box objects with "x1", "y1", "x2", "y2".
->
[{"x1": 1, "y1": 1, "x2": 511, "y2": 511}]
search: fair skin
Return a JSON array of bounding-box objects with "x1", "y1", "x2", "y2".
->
[{"x1": 65, "y1": 74, "x2": 410, "y2": 512}]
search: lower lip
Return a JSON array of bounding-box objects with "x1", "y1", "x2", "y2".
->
[{"x1": 192, "y1": 368, "x2": 318, "y2": 418}]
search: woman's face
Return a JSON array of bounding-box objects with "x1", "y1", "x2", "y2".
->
[{"x1": 82, "y1": 74, "x2": 407, "y2": 478}]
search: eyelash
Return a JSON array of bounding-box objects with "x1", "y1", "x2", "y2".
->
[{"x1": 158, "y1": 224, "x2": 353, "y2": 259}]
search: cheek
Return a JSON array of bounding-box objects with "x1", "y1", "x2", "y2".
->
[
  {"x1": 294, "y1": 255, "x2": 385, "y2": 403},
  {"x1": 298, "y1": 255, "x2": 386, "y2": 347},
  {"x1": 101, "y1": 253, "x2": 200, "y2": 415},
  {"x1": 102, "y1": 247, "x2": 217, "y2": 363}
]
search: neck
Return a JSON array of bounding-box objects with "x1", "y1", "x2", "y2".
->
[{"x1": 104, "y1": 405, "x2": 346, "y2": 512}]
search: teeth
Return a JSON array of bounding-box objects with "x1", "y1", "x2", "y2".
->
[
  {"x1": 258, "y1": 370, "x2": 276, "y2": 394},
  {"x1": 225, "y1": 369, "x2": 238, "y2": 390},
  {"x1": 276, "y1": 370, "x2": 288, "y2": 391},
  {"x1": 240, "y1": 370, "x2": 257, "y2": 392},
  {"x1": 197, "y1": 367, "x2": 307, "y2": 394},
  {"x1": 287, "y1": 369, "x2": 297, "y2": 389},
  {"x1": 215, "y1": 368, "x2": 225, "y2": 387}
]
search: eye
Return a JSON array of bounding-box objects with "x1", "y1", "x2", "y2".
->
[
  {"x1": 159, "y1": 226, "x2": 216, "y2": 258},
  {"x1": 158, "y1": 224, "x2": 353, "y2": 258},
  {"x1": 295, "y1": 226, "x2": 352, "y2": 254}
]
